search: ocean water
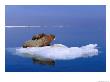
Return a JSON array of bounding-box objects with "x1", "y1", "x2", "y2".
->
[
  {"x1": 5, "y1": 5, "x2": 106, "y2": 72},
  {"x1": 5, "y1": 25, "x2": 106, "y2": 72}
]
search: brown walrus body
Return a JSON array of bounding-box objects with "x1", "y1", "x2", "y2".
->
[
  {"x1": 23, "y1": 34, "x2": 55, "y2": 48},
  {"x1": 32, "y1": 33, "x2": 46, "y2": 40},
  {"x1": 22, "y1": 33, "x2": 55, "y2": 65}
]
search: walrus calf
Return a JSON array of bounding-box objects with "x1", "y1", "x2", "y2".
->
[{"x1": 23, "y1": 34, "x2": 55, "y2": 48}]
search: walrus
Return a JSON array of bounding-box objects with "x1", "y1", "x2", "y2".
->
[
  {"x1": 23, "y1": 34, "x2": 55, "y2": 48},
  {"x1": 22, "y1": 33, "x2": 55, "y2": 65}
]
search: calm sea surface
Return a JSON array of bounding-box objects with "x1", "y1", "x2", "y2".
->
[{"x1": 5, "y1": 24, "x2": 106, "y2": 72}]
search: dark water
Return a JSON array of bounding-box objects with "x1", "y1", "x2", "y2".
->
[
  {"x1": 5, "y1": 25, "x2": 106, "y2": 72},
  {"x1": 5, "y1": 5, "x2": 106, "y2": 72}
]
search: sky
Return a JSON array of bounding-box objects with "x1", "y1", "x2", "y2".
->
[{"x1": 5, "y1": 5, "x2": 105, "y2": 26}]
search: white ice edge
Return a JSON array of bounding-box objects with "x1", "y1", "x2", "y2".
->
[{"x1": 7, "y1": 44, "x2": 98, "y2": 60}]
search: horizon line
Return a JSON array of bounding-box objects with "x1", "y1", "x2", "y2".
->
[
  {"x1": 5, "y1": 25, "x2": 64, "y2": 28},
  {"x1": 5, "y1": 26, "x2": 41, "y2": 28}
]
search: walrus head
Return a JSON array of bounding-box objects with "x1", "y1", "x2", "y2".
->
[{"x1": 47, "y1": 34, "x2": 55, "y2": 41}]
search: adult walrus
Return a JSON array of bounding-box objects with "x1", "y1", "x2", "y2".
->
[
  {"x1": 23, "y1": 34, "x2": 55, "y2": 48},
  {"x1": 22, "y1": 33, "x2": 55, "y2": 65}
]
